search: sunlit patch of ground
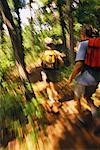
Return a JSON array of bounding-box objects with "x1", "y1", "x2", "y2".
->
[
  {"x1": 6, "y1": 96, "x2": 100, "y2": 150},
  {"x1": 0, "y1": 69, "x2": 100, "y2": 150}
]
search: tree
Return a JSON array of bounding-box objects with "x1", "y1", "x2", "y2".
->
[
  {"x1": 28, "y1": 0, "x2": 35, "y2": 51},
  {"x1": 0, "y1": 0, "x2": 36, "y2": 99},
  {"x1": 75, "y1": 0, "x2": 100, "y2": 29},
  {"x1": 0, "y1": 12, "x2": 4, "y2": 50},
  {"x1": 12, "y1": 0, "x2": 25, "y2": 46},
  {"x1": 57, "y1": 0, "x2": 67, "y2": 51},
  {"x1": 66, "y1": 0, "x2": 75, "y2": 63}
]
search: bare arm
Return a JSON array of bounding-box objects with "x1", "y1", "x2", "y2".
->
[{"x1": 68, "y1": 61, "x2": 84, "y2": 83}]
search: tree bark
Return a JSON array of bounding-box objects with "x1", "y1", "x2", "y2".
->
[
  {"x1": 57, "y1": 0, "x2": 67, "y2": 52},
  {"x1": 29, "y1": 0, "x2": 34, "y2": 51},
  {"x1": 68, "y1": 0, "x2": 75, "y2": 63},
  {"x1": 0, "y1": 0, "x2": 36, "y2": 98}
]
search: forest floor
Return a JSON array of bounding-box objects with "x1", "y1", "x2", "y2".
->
[{"x1": 0, "y1": 66, "x2": 100, "y2": 150}]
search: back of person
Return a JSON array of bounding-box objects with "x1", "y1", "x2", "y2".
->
[
  {"x1": 41, "y1": 50, "x2": 65, "y2": 70},
  {"x1": 75, "y1": 25, "x2": 100, "y2": 86},
  {"x1": 68, "y1": 24, "x2": 100, "y2": 119},
  {"x1": 84, "y1": 37, "x2": 100, "y2": 68},
  {"x1": 75, "y1": 40, "x2": 100, "y2": 86},
  {"x1": 42, "y1": 50, "x2": 57, "y2": 69}
]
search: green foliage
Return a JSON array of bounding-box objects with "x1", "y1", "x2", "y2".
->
[
  {"x1": 7, "y1": 0, "x2": 26, "y2": 11},
  {"x1": 7, "y1": 0, "x2": 14, "y2": 8},
  {"x1": 13, "y1": 0, "x2": 26, "y2": 10},
  {"x1": 61, "y1": 64, "x2": 74, "y2": 79},
  {"x1": 23, "y1": 25, "x2": 32, "y2": 50},
  {"x1": 50, "y1": 23, "x2": 62, "y2": 37},
  {"x1": 41, "y1": 0, "x2": 48, "y2": 4},
  {"x1": 0, "y1": 31, "x2": 15, "y2": 80},
  {"x1": 75, "y1": 0, "x2": 100, "y2": 29},
  {"x1": 23, "y1": 25, "x2": 44, "y2": 65},
  {"x1": 0, "y1": 93, "x2": 23, "y2": 121},
  {"x1": 24, "y1": 97, "x2": 42, "y2": 120},
  {"x1": 74, "y1": 22, "x2": 82, "y2": 32},
  {"x1": 73, "y1": 22, "x2": 82, "y2": 40}
]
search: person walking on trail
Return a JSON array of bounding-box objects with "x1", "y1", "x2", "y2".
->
[
  {"x1": 41, "y1": 38, "x2": 64, "y2": 110},
  {"x1": 68, "y1": 24, "x2": 100, "y2": 115}
]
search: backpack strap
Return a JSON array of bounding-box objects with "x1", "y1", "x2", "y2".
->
[
  {"x1": 84, "y1": 38, "x2": 100, "y2": 68},
  {"x1": 88, "y1": 38, "x2": 100, "y2": 48}
]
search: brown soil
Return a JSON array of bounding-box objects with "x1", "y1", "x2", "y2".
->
[{"x1": 1, "y1": 67, "x2": 100, "y2": 150}]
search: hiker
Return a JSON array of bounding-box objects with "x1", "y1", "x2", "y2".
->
[
  {"x1": 68, "y1": 24, "x2": 100, "y2": 115},
  {"x1": 40, "y1": 38, "x2": 64, "y2": 109},
  {"x1": 41, "y1": 49, "x2": 64, "y2": 70}
]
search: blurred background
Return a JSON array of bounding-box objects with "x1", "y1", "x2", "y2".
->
[{"x1": 0, "y1": 0, "x2": 100, "y2": 149}]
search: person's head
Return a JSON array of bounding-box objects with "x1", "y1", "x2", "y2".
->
[
  {"x1": 44, "y1": 37, "x2": 54, "y2": 50},
  {"x1": 46, "y1": 43, "x2": 54, "y2": 50},
  {"x1": 80, "y1": 24, "x2": 93, "y2": 40},
  {"x1": 92, "y1": 28, "x2": 99, "y2": 37}
]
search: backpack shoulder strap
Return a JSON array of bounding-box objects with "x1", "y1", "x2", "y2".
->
[
  {"x1": 88, "y1": 38, "x2": 100, "y2": 48},
  {"x1": 84, "y1": 38, "x2": 100, "y2": 67}
]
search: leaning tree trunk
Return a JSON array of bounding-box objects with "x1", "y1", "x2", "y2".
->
[
  {"x1": 0, "y1": 15, "x2": 4, "y2": 50},
  {"x1": 16, "y1": 8, "x2": 23, "y2": 49},
  {"x1": 68, "y1": 0, "x2": 75, "y2": 64},
  {"x1": 57, "y1": 0, "x2": 67, "y2": 52},
  {"x1": 29, "y1": 0, "x2": 34, "y2": 51},
  {"x1": 0, "y1": 0, "x2": 36, "y2": 99},
  {"x1": 68, "y1": 15, "x2": 75, "y2": 63},
  {"x1": 57, "y1": 0, "x2": 70, "y2": 63}
]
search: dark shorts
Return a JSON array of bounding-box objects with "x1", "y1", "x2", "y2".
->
[
  {"x1": 74, "y1": 83, "x2": 98, "y2": 99},
  {"x1": 43, "y1": 68, "x2": 62, "y2": 83}
]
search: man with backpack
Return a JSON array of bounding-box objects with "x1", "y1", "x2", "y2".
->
[
  {"x1": 40, "y1": 39, "x2": 65, "y2": 111},
  {"x1": 68, "y1": 24, "x2": 100, "y2": 115}
]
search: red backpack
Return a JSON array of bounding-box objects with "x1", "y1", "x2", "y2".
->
[{"x1": 84, "y1": 38, "x2": 100, "y2": 67}]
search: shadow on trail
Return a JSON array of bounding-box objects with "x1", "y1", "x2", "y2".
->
[
  {"x1": 57, "y1": 125, "x2": 100, "y2": 150},
  {"x1": 28, "y1": 66, "x2": 43, "y2": 83},
  {"x1": 0, "y1": 66, "x2": 100, "y2": 149},
  {"x1": 43, "y1": 102, "x2": 100, "y2": 150}
]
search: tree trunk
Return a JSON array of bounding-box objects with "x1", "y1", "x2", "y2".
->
[
  {"x1": 16, "y1": 8, "x2": 23, "y2": 47},
  {"x1": 0, "y1": 16, "x2": 4, "y2": 50},
  {"x1": 29, "y1": 0, "x2": 34, "y2": 51},
  {"x1": 57, "y1": 0, "x2": 67, "y2": 52},
  {"x1": 0, "y1": 0, "x2": 36, "y2": 99},
  {"x1": 68, "y1": 16, "x2": 75, "y2": 63},
  {"x1": 68, "y1": 0, "x2": 75, "y2": 63}
]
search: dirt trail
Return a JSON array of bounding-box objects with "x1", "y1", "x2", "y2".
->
[
  {"x1": 26, "y1": 67, "x2": 100, "y2": 149},
  {"x1": 36, "y1": 81, "x2": 100, "y2": 150},
  {"x1": 0, "y1": 67, "x2": 100, "y2": 150}
]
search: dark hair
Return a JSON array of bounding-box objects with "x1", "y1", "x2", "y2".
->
[
  {"x1": 92, "y1": 28, "x2": 99, "y2": 37},
  {"x1": 80, "y1": 24, "x2": 93, "y2": 38}
]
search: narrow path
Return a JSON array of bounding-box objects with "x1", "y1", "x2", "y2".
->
[{"x1": 0, "y1": 67, "x2": 100, "y2": 150}]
